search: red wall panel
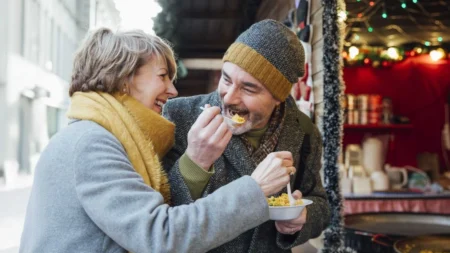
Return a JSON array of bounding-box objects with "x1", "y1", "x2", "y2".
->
[{"x1": 343, "y1": 55, "x2": 450, "y2": 170}]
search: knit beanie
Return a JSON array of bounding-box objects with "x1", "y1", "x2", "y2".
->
[{"x1": 223, "y1": 19, "x2": 305, "y2": 102}]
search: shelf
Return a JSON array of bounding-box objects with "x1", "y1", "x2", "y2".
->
[{"x1": 344, "y1": 124, "x2": 413, "y2": 130}]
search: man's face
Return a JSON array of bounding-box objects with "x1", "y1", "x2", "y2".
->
[{"x1": 218, "y1": 62, "x2": 281, "y2": 135}]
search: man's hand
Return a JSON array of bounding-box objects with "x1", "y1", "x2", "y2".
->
[
  {"x1": 275, "y1": 190, "x2": 307, "y2": 235},
  {"x1": 186, "y1": 105, "x2": 232, "y2": 171}
]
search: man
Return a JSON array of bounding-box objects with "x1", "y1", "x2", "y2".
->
[{"x1": 163, "y1": 19, "x2": 330, "y2": 252}]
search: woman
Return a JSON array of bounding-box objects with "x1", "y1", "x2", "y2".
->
[{"x1": 19, "y1": 28, "x2": 294, "y2": 253}]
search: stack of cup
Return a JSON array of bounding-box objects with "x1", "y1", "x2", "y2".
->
[
  {"x1": 368, "y1": 95, "x2": 382, "y2": 125},
  {"x1": 345, "y1": 94, "x2": 357, "y2": 124},
  {"x1": 357, "y1": 95, "x2": 369, "y2": 125},
  {"x1": 344, "y1": 94, "x2": 385, "y2": 125},
  {"x1": 381, "y1": 97, "x2": 393, "y2": 124}
]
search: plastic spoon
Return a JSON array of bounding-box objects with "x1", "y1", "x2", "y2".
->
[{"x1": 287, "y1": 183, "x2": 295, "y2": 207}]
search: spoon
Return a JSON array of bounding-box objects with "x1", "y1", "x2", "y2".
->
[
  {"x1": 287, "y1": 182, "x2": 295, "y2": 207},
  {"x1": 200, "y1": 106, "x2": 245, "y2": 126}
]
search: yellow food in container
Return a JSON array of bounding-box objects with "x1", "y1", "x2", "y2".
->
[{"x1": 267, "y1": 193, "x2": 303, "y2": 206}]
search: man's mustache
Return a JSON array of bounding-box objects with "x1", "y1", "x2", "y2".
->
[{"x1": 223, "y1": 105, "x2": 249, "y2": 114}]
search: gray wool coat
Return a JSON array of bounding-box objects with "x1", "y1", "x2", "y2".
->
[
  {"x1": 19, "y1": 120, "x2": 272, "y2": 253},
  {"x1": 163, "y1": 91, "x2": 331, "y2": 253}
]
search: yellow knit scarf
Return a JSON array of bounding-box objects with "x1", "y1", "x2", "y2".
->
[{"x1": 67, "y1": 91, "x2": 173, "y2": 203}]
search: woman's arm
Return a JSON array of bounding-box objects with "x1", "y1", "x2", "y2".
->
[{"x1": 73, "y1": 129, "x2": 269, "y2": 253}]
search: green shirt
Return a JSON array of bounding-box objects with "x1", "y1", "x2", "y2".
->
[
  {"x1": 179, "y1": 125, "x2": 268, "y2": 199},
  {"x1": 243, "y1": 125, "x2": 268, "y2": 150}
]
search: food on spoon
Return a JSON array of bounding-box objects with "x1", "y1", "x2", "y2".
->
[
  {"x1": 231, "y1": 114, "x2": 245, "y2": 124},
  {"x1": 267, "y1": 193, "x2": 303, "y2": 206}
]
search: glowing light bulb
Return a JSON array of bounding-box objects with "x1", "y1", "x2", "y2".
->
[
  {"x1": 338, "y1": 10, "x2": 347, "y2": 22},
  {"x1": 387, "y1": 47, "x2": 400, "y2": 60},
  {"x1": 349, "y1": 46, "x2": 359, "y2": 60},
  {"x1": 430, "y1": 49, "x2": 445, "y2": 61}
]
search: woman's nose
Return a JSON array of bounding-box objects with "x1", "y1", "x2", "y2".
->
[{"x1": 167, "y1": 81, "x2": 178, "y2": 98}]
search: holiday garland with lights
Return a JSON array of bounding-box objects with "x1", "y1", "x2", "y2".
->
[
  {"x1": 343, "y1": 0, "x2": 449, "y2": 67},
  {"x1": 343, "y1": 44, "x2": 450, "y2": 67}
]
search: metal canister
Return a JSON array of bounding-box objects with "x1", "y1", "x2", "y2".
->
[
  {"x1": 341, "y1": 95, "x2": 348, "y2": 110},
  {"x1": 369, "y1": 111, "x2": 380, "y2": 124},
  {"x1": 347, "y1": 110, "x2": 357, "y2": 125},
  {"x1": 382, "y1": 97, "x2": 393, "y2": 111},
  {"x1": 369, "y1": 95, "x2": 382, "y2": 112},
  {"x1": 360, "y1": 110, "x2": 368, "y2": 125},
  {"x1": 382, "y1": 97, "x2": 393, "y2": 124},
  {"x1": 357, "y1": 95, "x2": 369, "y2": 110},
  {"x1": 381, "y1": 111, "x2": 392, "y2": 124},
  {"x1": 346, "y1": 94, "x2": 356, "y2": 110}
]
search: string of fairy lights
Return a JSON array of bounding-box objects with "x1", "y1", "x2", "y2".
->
[{"x1": 341, "y1": 0, "x2": 450, "y2": 67}]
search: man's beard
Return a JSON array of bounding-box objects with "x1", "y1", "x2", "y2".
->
[{"x1": 225, "y1": 118, "x2": 253, "y2": 135}]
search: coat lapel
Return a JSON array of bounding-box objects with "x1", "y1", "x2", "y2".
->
[
  {"x1": 222, "y1": 136, "x2": 256, "y2": 176},
  {"x1": 249, "y1": 98, "x2": 306, "y2": 251},
  {"x1": 277, "y1": 98, "x2": 305, "y2": 171},
  {"x1": 278, "y1": 98, "x2": 306, "y2": 188}
]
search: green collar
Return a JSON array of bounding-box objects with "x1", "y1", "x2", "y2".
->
[{"x1": 244, "y1": 125, "x2": 269, "y2": 149}]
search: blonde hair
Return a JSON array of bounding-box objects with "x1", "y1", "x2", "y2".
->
[{"x1": 69, "y1": 28, "x2": 177, "y2": 96}]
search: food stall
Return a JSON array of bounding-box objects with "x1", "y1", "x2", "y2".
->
[
  {"x1": 153, "y1": 0, "x2": 450, "y2": 251},
  {"x1": 332, "y1": 0, "x2": 450, "y2": 252}
]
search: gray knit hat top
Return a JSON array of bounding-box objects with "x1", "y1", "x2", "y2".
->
[{"x1": 223, "y1": 19, "x2": 305, "y2": 101}]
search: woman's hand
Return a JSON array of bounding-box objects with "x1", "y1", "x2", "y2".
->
[
  {"x1": 186, "y1": 105, "x2": 232, "y2": 171},
  {"x1": 251, "y1": 151, "x2": 296, "y2": 197}
]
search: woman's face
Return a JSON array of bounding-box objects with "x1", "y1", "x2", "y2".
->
[{"x1": 128, "y1": 56, "x2": 178, "y2": 114}]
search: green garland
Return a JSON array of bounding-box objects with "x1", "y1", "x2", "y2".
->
[
  {"x1": 322, "y1": 0, "x2": 356, "y2": 251},
  {"x1": 153, "y1": 0, "x2": 188, "y2": 78},
  {"x1": 344, "y1": 44, "x2": 450, "y2": 68},
  {"x1": 153, "y1": 0, "x2": 180, "y2": 52}
]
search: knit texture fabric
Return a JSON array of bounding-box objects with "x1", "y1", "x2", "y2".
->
[
  {"x1": 240, "y1": 103, "x2": 286, "y2": 165},
  {"x1": 223, "y1": 19, "x2": 305, "y2": 101}
]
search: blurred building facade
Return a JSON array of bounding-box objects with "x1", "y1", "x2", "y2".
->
[
  {"x1": 90, "y1": 0, "x2": 121, "y2": 30},
  {"x1": 0, "y1": 0, "x2": 120, "y2": 186}
]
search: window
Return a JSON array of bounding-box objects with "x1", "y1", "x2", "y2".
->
[
  {"x1": 47, "y1": 106, "x2": 67, "y2": 138},
  {"x1": 50, "y1": 18, "x2": 55, "y2": 72},
  {"x1": 24, "y1": 0, "x2": 41, "y2": 64}
]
